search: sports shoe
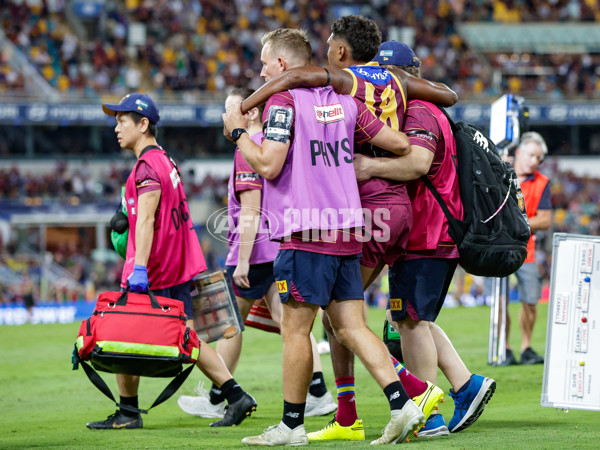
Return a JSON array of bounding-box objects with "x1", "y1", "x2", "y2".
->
[
  {"x1": 305, "y1": 391, "x2": 337, "y2": 417},
  {"x1": 86, "y1": 410, "x2": 143, "y2": 429},
  {"x1": 210, "y1": 392, "x2": 257, "y2": 427},
  {"x1": 177, "y1": 382, "x2": 226, "y2": 418},
  {"x1": 520, "y1": 347, "x2": 544, "y2": 365},
  {"x1": 370, "y1": 399, "x2": 425, "y2": 445},
  {"x1": 448, "y1": 374, "x2": 496, "y2": 433},
  {"x1": 412, "y1": 381, "x2": 444, "y2": 421},
  {"x1": 242, "y1": 422, "x2": 308, "y2": 446},
  {"x1": 417, "y1": 414, "x2": 450, "y2": 437},
  {"x1": 499, "y1": 348, "x2": 518, "y2": 366},
  {"x1": 317, "y1": 339, "x2": 331, "y2": 354},
  {"x1": 307, "y1": 417, "x2": 365, "y2": 441}
]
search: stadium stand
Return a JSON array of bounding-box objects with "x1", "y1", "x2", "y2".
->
[{"x1": 1, "y1": 0, "x2": 599, "y2": 99}]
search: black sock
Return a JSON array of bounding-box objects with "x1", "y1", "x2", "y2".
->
[
  {"x1": 282, "y1": 400, "x2": 305, "y2": 430},
  {"x1": 220, "y1": 378, "x2": 244, "y2": 404},
  {"x1": 209, "y1": 383, "x2": 225, "y2": 404},
  {"x1": 308, "y1": 372, "x2": 327, "y2": 397},
  {"x1": 119, "y1": 395, "x2": 139, "y2": 417},
  {"x1": 384, "y1": 381, "x2": 410, "y2": 411}
]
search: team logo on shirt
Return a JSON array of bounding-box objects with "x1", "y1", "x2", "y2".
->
[
  {"x1": 235, "y1": 172, "x2": 260, "y2": 183},
  {"x1": 170, "y1": 167, "x2": 181, "y2": 189},
  {"x1": 390, "y1": 298, "x2": 403, "y2": 310},
  {"x1": 517, "y1": 191, "x2": 526, "y2": 212},
  {"x1": 314, "y1": 104, "x2": 345, "y2": 124},
  {"x1": 276, "y1": 280, "x2": 288, "y2": 293}
]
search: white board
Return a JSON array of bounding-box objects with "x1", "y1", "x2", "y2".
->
[{"x1": 541, "y1": 233, "x2": 600, "y2": 411}]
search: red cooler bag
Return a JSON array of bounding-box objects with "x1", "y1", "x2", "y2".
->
[{"x1": 73, "y1": 289, "x2": 200, "y2": 414}]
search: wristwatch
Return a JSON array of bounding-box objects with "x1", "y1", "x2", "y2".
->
[{"x1": 231, "y1": 128, "x2": 248, "y2": 143}]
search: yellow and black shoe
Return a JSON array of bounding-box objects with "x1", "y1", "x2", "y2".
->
[
  {"x1": 307, "y1": 417, "x2": 365, "y2": 441},
  {"x1": 412, "y1": 381, "x2": 444, "y2": 421}
]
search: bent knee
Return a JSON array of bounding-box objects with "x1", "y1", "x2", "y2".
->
[{"x1": 395, "y1": 317, "x2": 430, "y2": 332}]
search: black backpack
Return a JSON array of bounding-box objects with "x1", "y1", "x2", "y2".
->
[{"x1": 421, "y1": 108, "x2": 531, "y2": 277}]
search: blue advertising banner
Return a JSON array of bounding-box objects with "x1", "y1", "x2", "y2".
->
[
  {"x1": 0, "y1": 301, "x2": 96, "y2": 326},
  {"x1": 0, "y1": 101, "x2": 599, "y2": 126},
  {"x1": 445, "y1": 102, "x2": 600, "y2": 126},
  {"x1": 0, "y1": 103, "x2": 225, "y2": 126}
]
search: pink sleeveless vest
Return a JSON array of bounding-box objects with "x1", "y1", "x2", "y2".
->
[
  {"x1": 122, "y1": 147, "x2": 207, "y2": 289},
  {"x1": 264, "y1": 87, "x2": 364, "y2": 240},
  {"x1": 406, "y1": 100, "x2": 464, "y2": 251},
  {"x1": 225, "y1": 132, "x2": 279, "y2": 265}
]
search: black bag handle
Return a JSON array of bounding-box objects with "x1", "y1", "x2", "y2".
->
[
  {"x1": 116, "y1": 285, "x2": 162, "y2": 309},
  {"x1": 77, "y1": 358, "x2": 195, "y2": 415}
]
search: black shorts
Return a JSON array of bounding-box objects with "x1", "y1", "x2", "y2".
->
[
  {"x1": 152, "y1": 281, "x2": 194, "y2": 319},
  {"x1": 388, "y1": 258, "x2": 458, "y2": 322},
  {"x1": 225, "y1": 262, "x2": 275, "y2": 300},
  {"x1": 273, "y1": 250, "x2": 363, "y2": 308}
]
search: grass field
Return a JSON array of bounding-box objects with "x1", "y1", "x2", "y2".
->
[{"x1": 1, "y1": 302, "x2": 598, "y2": 449}]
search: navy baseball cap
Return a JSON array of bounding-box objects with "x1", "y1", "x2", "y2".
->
[
  {"x1": 373, "y1": 41, "x2": 421, "y2": 68},
  {"x1": 102, "y1": 93, "x2": 160, "y2": 124}
]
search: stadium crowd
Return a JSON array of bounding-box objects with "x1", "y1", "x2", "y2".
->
[
  {"x1": 1, "y1": 0, "x2": 599, "y2": 100},
  {"x1": 0, "y1": 161, "x2": 228, "y2": 205}
]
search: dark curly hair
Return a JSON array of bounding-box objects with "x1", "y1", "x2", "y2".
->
[{"x1": 331, "y1": 15, "x2": 382, "y2": 63}]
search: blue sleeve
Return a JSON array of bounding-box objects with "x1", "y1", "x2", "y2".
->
[{"x1": 538, "y1": 181, "x2": 551, "y2": 210}]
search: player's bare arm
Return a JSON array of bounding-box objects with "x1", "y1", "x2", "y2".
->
[
  {"x1": 234, "y1": 189, "x2": 262, "y2": 289},
  {"x1": 367, "y1": 125, "x2": 411, "y2": 156},
  {"x1": 528, "y1": 209, "x2": 552, "y2": 232},
  {"x1": 353, "y1": 145, "x2": 434, "y2": 183},
  {"x1": 387, "y1": 66, "x2": 458, "y2": 107},
  {"x1": 223, "y1": 103, "x2": 289, "y2": 180},
  {"x1": 241, "y1": 65, "x2": 353, "y2": 113}
]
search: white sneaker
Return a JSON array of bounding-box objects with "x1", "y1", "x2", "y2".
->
[
  {"x1": 305, "y1": 391, "x2": 337, "y2": 417},
  {"x1": 370, "y1": 400, "x2": 425, "y2": 445},
  {"x1": 317, "y1": 340, "x2": 330, "y2": 354},
  {"x1": 177, "y1": 381, "x2": 226, "y2": 418},
  {"x1": 242, "y1": 422, "x2": 308, "y2": 446}
]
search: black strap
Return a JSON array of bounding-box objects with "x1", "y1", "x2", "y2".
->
[
  {"x1": 406, "y1": 129, "x2": 438, "y2": 140},
  {"x1": 421, "y1": 176, "x2": 455, "y2": 223},
  {"x1": 116, "y1": 287, "x2": 162, "y2": 309},
  {"x1": 323, "y1": 67, "x2": 331, "y2": 85},
  {"x1": 148, "y1": 364, "x2": 195, "y2": 410},
  {"x1": 437, "y1": 107, "x2": 459, "y2": 133},
  {"x1": 79, "y1": 360, "x2": 195, "y2": 415},
  {"x1": 139, "y1": 145, "x2": 162, "y2": 158},
  {"x1": 139, "y1": 145, "x2": 181, "y2": 177},
  {"x1": 420, "y1": 175, "x2": 466, "y2": 245}
]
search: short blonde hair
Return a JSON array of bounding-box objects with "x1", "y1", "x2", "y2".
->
[{"x1": 261, "y1": 28, "x2": 312, "y2": 65}]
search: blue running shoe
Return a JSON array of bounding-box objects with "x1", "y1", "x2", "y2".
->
[
  {"x1": 417, "y1": 414, "x2": 449, "y2": 437},
  {"x1": 448, "y1": 374, "x2": 496, "y2": 433}
]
